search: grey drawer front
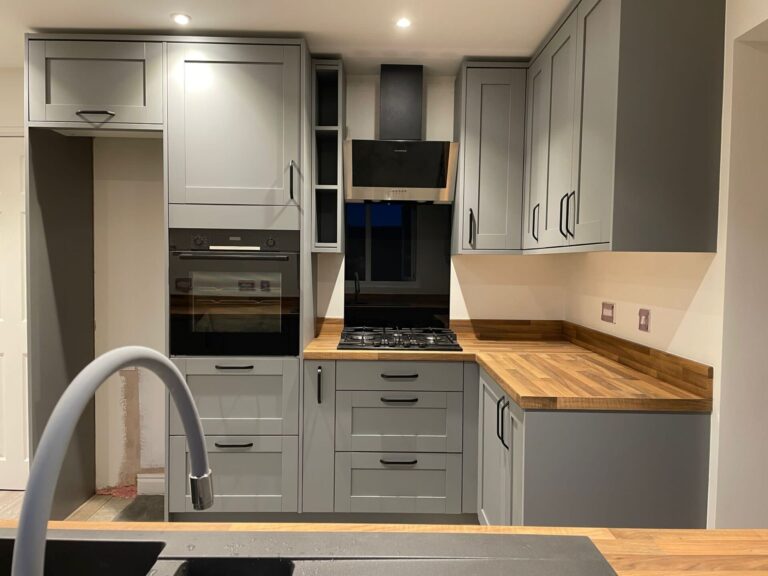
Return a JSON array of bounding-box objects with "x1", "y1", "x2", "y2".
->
[
  {"x1": 170, "y1": 358, "x2": 299, "y2": 436},
  {"x1": 28, "y1": 40, "x2": 163, "y2": 124},
  {"x1": 334, "y1": 452, "x2": 462, "y2": 514},
  {"x1": 336, "y1": 391, "x2": 463, "y2": 452},
  {"x1": 337, "y1": 361, "x2": 463, "y2": 392},
  {"x1": 168, "y1": 436, "x2": 298, "y2": 513}
]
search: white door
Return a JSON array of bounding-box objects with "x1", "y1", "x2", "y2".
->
[{"x1": 0, "y1": 136, "x2": 29, "y2": 489}]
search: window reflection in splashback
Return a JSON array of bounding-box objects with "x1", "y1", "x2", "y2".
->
[{"x1": 344, "y1": 202, "x2": 452, "y2": 328}]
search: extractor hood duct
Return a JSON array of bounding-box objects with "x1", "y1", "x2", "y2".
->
[{"x1": 344, "y1": 64, "x2": 458, "y2": 203}]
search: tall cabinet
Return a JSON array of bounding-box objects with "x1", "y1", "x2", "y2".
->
[{"x1": 453, "y1": 62, "x2": 526, "y2": 253}]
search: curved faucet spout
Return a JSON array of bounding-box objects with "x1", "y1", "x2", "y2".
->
[{"x1": 11, "y1": 346, "x2": 214, "y2": 576}]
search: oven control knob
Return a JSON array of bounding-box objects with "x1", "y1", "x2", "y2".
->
[
  {"x1": 266, "y1": 237, "x2": 276, "y2": 248},
  {"x1": 192, "y1": 235, "x2": 205, "y2": 247}
]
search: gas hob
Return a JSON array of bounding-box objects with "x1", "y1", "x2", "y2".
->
[{"x1": 338, "y1": 327, "x2": 463, "y2": 351}]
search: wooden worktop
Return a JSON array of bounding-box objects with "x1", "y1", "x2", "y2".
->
[
  {"x1": 1, "y1": 520, "x2": 765, "y2": 576},
  {"x1": 304, "y1": 320, "x2": 713, "y2": 413}
]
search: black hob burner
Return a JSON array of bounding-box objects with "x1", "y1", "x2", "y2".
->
[{"x1": 338, "y1": 327, "x2": 463, "y2": 351}]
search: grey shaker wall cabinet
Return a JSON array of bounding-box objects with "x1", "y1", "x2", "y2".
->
[
  {"x1": 27, "y1": 40, "x2": 163, "y2": 126},
  {"x1": 522, "y1": 11, "x2": 579, "y2": 251},
  {"x1": 478, "y1": 368, "x2": 711, "y2": 528},
  {"x1": 453, "y1": 63, "x2": 527, "y2": 253},
  {"x1": 167, "y1": 42, "x2": 302, "y2": 207},
  {"x1": 523, "y1": 0, "x2": 725, "y2": 253}
]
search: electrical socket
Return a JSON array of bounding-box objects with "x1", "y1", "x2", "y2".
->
[
  {"x1": 601, "y1": 302, "x2": 615, "y2": 323},
  {"x1": 639, "y1": 308, "x2": 650, "y2": 332}
]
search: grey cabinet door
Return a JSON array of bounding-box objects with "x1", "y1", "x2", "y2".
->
[
  {"x1": 522, "y1": 52, "x2": 552, "y2": 250},
  {"x1": 27, "y1": 40, "x2": 162, "y2": 125},
  {"x1": 462, "y1": 67, "x2": 526, "y2": 250},
  {"x1": 169, "y1": 358, "x2": 299, "y2": 436},
  {"x1": 477, "y1": 372, "x2": 511, "y2": 525},
  {"x1": 336, "y1": 390, "x2": 463, "y2": 453},
  {"x1": 547, "y1": 11, "x2": 579, "y2": 248},
  {"x1": 571, "y1": 0, "x2": 621, "y2": 246},
  {"x1": 168, "y1": 43, "x2": 301, "y2": 206},
  {"x1": 524, "y1": 12, "x2": 579, "y2": 250},
  {"x1": 334, "y1": 452, "x2": 462, "y2": 514},
  {"x1": 168, "y1": 435, "x2": 298, "y2": 513},
  {"x1": 302, "y1": 361, "x2": 336, "y2": 512}
]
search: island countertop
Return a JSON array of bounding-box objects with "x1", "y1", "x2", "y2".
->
[
  {"x1": 1, "y1": 520, "x2": 765, "y2": 576},
  {"x1": 304, "y1": 320, "x2": 713, "y2": 413}
]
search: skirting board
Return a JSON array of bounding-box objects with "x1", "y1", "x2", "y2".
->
[{"x1": 137, "y1": 472, "x2": 165, "y2": 496}]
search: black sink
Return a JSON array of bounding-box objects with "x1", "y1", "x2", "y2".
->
[
  {"x1": 176, "y1": 558, "x2": 294, "y2": 576},
  {"x1": 0, "y1": 539, "x2": 165, "y2": 576}
]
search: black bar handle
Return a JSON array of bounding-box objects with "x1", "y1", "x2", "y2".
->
[
  {"x1": 532, "y1": 203, "x2": 540, "y2": 242},
  {"x1": 559, "y1": 194, "x2": 568, "y2": 239},
  {"x1": 380, "y1": 373, "x2": 419, "y2": 380},
  {"x1": 380, "y1": 459, "x2": 418, "y2": 466},
  {"x1": 468, "y1": 208, "x2": 476, "y2": 245},
  {"x1": 214, "y1": 442, "x2": 254, "y2": 449},
  {"x1": 177, "y1": 253, "x2": 290, "y2": 261},
  {"x1": 496, "y1": 395, "x2": 504, "y2": 443},
  {"x1": 499, "y1": 400, "x2": 510, "y2": 450},
  {"x1": 566, "y1": 191, "x2": 576, "y2": 238},
  {"x1": 215, "y1": 364, "x2": 255, "y2": 370},
  {"x1": 317, "y1": 366, "x2": 323, "y2": 404},
  {"x1": 289, "y1": 160, "x2": 295, "y2": 201},
  {"x1": 380, "y1": 397, "x2": 419, "y2": 404},
  {"x1": 76, "y1": 109, "x2": 116, "y2": 117}
]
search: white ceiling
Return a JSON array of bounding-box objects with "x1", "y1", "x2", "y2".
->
[{"x1": 0, "y1": 0, "x2": 571, "y2": 72}]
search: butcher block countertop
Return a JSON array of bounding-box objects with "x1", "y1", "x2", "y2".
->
[
  {"x1": 304, "y1": 320, "x2": 713, "y2": 413},
  {"x1": 1, "y1": 520, "x2": 765, "y2": 576}
]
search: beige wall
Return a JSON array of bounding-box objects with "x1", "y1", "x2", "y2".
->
[
  {"x1": 712, "y1": 0, "x2": 768, "y2": 527},
  {"x1": 94, "y1": 137, "x2": 166, "y2": 487},
  {"x1": 0, "y1": 68, "x2": 23, "y2": 131}
]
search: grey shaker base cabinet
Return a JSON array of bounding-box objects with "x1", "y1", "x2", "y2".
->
[
  {"x1": 303, "y1": 360, "x2": 474, "y2": 515},
  {"x1": 334, "y1": 452, "x2": 463, "y2": 514},
  {"x1": 169, "y1": 357, "x2": 299, "y2": 436},
  {"x1": 478, "y1": 368, "x2": 711, "y2": 528},
  {"x1": 168, "y1": 436, "x2": 298, "y2": 513}
]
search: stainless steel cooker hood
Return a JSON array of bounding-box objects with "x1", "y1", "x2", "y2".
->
[{"x1": 344, "y1": 65, "x2": 458, "y2": 203}]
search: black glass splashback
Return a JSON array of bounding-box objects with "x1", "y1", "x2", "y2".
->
[{"x1": 344, "y1": 202, "x2": 452, "y2": 328}]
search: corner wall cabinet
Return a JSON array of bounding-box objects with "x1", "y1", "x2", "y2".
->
[
  {"x1": 520, "y1": 0, "x2": 723, "y2": 253},
  {"x1": 311, "y1": 60, "x2": 344, "y2": 252},
  {"x1": 167, "y1": 43, "x2": 302, "y2": 207},
  {"x1": 28, "y1": 40, "x2": 163, "y2": 126},
  {"x1": 453, "y1": 62, "x2": 526, "y2": 253}
]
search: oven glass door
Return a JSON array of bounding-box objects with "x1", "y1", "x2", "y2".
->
[{"x1": 170, "y1": 251, "x2": 299, "y2": 356}]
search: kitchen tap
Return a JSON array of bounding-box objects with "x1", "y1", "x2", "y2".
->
[{"x1": 11, "y1": 346, "x2": 214, "y2": 576}]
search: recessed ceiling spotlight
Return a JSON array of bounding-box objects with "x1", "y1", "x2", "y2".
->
[
  {"x1": 396, "y1": 17, "x2": 412, "y2": 29},
  {"x1": 171, "y1": 13, "x2": 191, "y2": 26}
]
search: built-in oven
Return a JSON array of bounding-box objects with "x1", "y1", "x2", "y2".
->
[{"x1": 169, "y1": 229, "x2": 300, "y2": 357}]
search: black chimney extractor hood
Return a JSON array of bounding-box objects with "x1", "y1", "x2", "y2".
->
[{"x1": 379, "y1": 64, "x2": 424, "y2": 141}]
